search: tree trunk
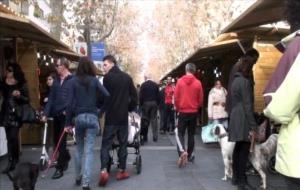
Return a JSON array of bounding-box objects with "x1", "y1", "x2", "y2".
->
[{"x1": 49, "y1": 0, "x2": 64, "y2": 40}]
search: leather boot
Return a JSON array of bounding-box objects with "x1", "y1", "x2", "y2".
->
[{"x1": 2, "y1": 160, "x2": 14, "y2": 173}]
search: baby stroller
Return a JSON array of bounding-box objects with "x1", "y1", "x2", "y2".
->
[{"x1": 107, "y1": 112, "x2": 142, "y2": 174}]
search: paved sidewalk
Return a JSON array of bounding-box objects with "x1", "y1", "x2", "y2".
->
[{"x1": 0, "y1": 129, "x2": 287, "y2": 190}]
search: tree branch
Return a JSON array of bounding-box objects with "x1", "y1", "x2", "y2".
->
[{"x1": 99, "y1": 0, "x2": 118, "y2": 41}]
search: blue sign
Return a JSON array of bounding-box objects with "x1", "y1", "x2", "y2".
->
[{"x1": 91, "y1": 42, "x2": 105, "y2": 62}]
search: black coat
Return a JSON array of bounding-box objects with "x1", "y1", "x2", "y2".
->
[
  {"x1": 103, "y1": 66, "x2": 137, "y2": 126},
  {"x1": 228, "y1": 72, "x2": 257, "y2": 142},
  {"x1": 1, "y1": 83, "x2": 29, "y2": 127},
  {"x1": 139, "y1": 80, "x2": 160, "y2": 106}
]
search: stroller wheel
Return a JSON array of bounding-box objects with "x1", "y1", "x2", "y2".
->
[
  {"x1": 39, "y1": 158, "x2": 48, "y2": 171},
  {"x1": 136, "y1": 155, "x2": 142, "y2": 174},
  {"x1": 267, "y1": 156, "x2": 277, "y2": 174}
]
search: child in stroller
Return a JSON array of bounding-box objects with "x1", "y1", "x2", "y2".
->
[{"x1": 107, "y1": 112, "x2": 142, "y2": 174}]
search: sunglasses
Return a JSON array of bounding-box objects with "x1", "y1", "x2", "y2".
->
[
  {"x1": 7, "y1": 68, "x2": 13, "y2": 72},
  {"x1": 55, "y1": 64, "x2": 62, "y2": 68}
]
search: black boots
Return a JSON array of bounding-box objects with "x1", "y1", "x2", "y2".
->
[
  {"x1": 237, "y1": 182, "x2": 256, "y2": 190},
  {"x1": 52, "y1": 150, "x2": 71, "y2": 179},
  {"x1": 52, "y1": 169, "x2": 63, "y2": 179},
  {"x1": 2, "y1": 159, "x2": 17, "y2": 173}
]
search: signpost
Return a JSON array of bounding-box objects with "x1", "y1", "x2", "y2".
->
[{"x1": 91, "y1": 42, "x2": 105, "y2": 61}]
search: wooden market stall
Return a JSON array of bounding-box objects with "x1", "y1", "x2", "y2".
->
[
  {"x1": 162, "y1": 0, "x2": 289, "y2": 122},
  {"x1": 0, "y1": 3, "x2": 80, "y2": 144}
]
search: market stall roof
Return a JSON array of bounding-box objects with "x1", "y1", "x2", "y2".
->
[
  {"x1": 52, "y1": 49, "x2": 81, "y2": 62},
  {"x1": 161, "y1": 26, "x2": 289, "y2": 80},
  {"x1": 0, "y1": 2, "x2": 79, "y2": 58},
  {"x1": 161, "y1": 39, "x2": 247, "y2": 80},
  {"x1": 221, "y1": 0, "x2": 285, "y2": 34},
  {"x1": 0, "y1": 12, "x2": 70, "y2": 50}
]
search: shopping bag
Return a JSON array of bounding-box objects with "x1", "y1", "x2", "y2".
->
[
  {"x1": 128, "y1": 112, "x2": 141, "y2": 144},
  {"x1": 0, "y1": 126, "x2": 8, "y2": 157},
  {"x1": 201, "y1": 122, "x2": 218, "y2": 143}
]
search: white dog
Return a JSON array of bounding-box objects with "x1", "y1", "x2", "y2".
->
[{"x1": 213, "y1": 124, "x2": 278, "y2": 189}]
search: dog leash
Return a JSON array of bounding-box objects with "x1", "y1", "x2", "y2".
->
[{"x1": 41, "y1": 130, "x2": 66, "y2": 178}]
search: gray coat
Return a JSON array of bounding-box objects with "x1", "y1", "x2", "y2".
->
[{"x1": 228, "y1": 72, "x2": 257, "y2": 142}]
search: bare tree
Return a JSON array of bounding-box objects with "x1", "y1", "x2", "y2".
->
[
  {"x1": 63, "y1": 0, "x2": 117, "y2": 55},
  {"x1": 49, "y1": 0, "x2": 65, "y2": 40}
]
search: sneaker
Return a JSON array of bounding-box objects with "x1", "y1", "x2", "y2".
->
[
  {"x1": 116, "y1": 170, "x2": 130, "y2": 180},
  {"x1": 98, "y1": 171, "x2": 109, "y2": 186},
  {"x1": 82, "y1": 186, "x2": 90, "y2": 190},
  {"x1": 75, "y1": 175, "x2": 82, "y2": 186},
  {"x1": 177, "y1": 151, "x2": 188, "y2": 168},
  {"x1": 188, "y1": 155, "x2": 195, "y2": 163}
]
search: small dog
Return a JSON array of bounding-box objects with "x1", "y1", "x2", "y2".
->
[
  {"x1": 214, "y1": 124, "x2": 278, "y2": 189},
  {"x1": 7, "y1": 162, "x2": 39, "y2": 190}
]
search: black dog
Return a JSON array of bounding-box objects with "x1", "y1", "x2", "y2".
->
[{"x1": 7, "y1": 162, "x2": 39, "y2": 190}]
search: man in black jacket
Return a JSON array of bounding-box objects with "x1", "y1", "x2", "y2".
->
[
  {"x1": 139, "y1": 75, "x2": 160, "y2": 144},
  {"x1": 99, "y1": 55, "x2": 137, "y2": 186}
]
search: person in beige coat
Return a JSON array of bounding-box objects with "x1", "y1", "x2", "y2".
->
[{"x1": 208, "y1": 80, "x2": 228, "y2": 128}]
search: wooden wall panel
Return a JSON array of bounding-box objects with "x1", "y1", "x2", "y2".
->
[
  {"x1": 17, "y1": 41, "x2": 41, "y2": 145},
  {"x1": 253, "y1": 42, "x2": 282, "y2": 113}
]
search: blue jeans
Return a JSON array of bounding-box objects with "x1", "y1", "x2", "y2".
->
[{"x1": 74, "y1": 113, "x2": 99, "y2": 186}]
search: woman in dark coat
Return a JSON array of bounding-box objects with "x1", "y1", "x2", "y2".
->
[
  {"x1": 1, "y1": 63, "x2": 29, "y2": 173},
  {"x1": 228, "y1": 56, "x2": 257, "y2": 190}
]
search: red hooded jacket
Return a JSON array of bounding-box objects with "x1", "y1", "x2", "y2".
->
[{"x1": 174, "y1": 74, "x2": 203, "y2": 113}]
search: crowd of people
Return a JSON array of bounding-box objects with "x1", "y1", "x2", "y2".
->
[{"x1": 0, "y1": 47, "x2": 299, "y2": 190}]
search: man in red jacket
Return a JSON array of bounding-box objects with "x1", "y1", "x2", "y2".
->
[
  {"x1": 162, "y1": 77, "x2": 176, "y2": 134},
  {"x1": 174, "y1": 63, "x2": 203, "y2": 167}
]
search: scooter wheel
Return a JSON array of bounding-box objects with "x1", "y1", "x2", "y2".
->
[{"x1": 39, "y1": 159, "x2": 48, "y2": 171}]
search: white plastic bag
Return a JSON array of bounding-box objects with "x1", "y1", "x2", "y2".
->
[
  {"x1": 0, "y1": 126, "x2": 7, "y2": 157},
  {"x1": 128, "y1": 112, "x2": 141, "y2": 144}
]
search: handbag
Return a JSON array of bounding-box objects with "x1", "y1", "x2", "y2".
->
[
  {"x1": 201, "y1": 122, "x2": 218, "y2": 143},
  {"x1": 15, "y1": 103, "x2": 38, "y2": 123},
  {"x1": 0, "y1": 126, "x2": 8, "y2": 157}
]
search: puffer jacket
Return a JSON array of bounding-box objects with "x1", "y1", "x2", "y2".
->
[{"x1": 263, "y1": 36, "x2": 300, "y2": 178}]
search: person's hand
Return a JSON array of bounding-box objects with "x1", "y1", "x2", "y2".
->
[
  {"x1": 64, "y1": 126, "x2": 73, "y2": 134},
  {"x1": 12, "y1": 90, "x2": 20, "y2": 97},
  {"x1": 249, "y1": 130, "x2": 257, "y2": 139},
  {"x1": 41, "y1": 115, "x2": 47, "y2": 123},
  {"x1": 43, "y1": 97, "x2": 48, "y2": 103}
]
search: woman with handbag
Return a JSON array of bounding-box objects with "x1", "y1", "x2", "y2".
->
[
  {"x1": 1, "y1": 63, "x2": 29, "y2": 173},
  {"x1": 208, "y1": 79, "x2": 228, "y2": 128}
]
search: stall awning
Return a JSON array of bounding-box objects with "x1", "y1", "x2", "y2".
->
[
  {"x1": 0, "y1": 11, "x2": 70, "y2": 51},
  {"x1": 161, "y1": 39, "x2": 248, "y2": 80},
  {"x1": 221, "y1": 0, "x2": 285, "y2": 34},
  {"x1": 52, "y1": 49, "x2": 82, "y2": 62}
]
